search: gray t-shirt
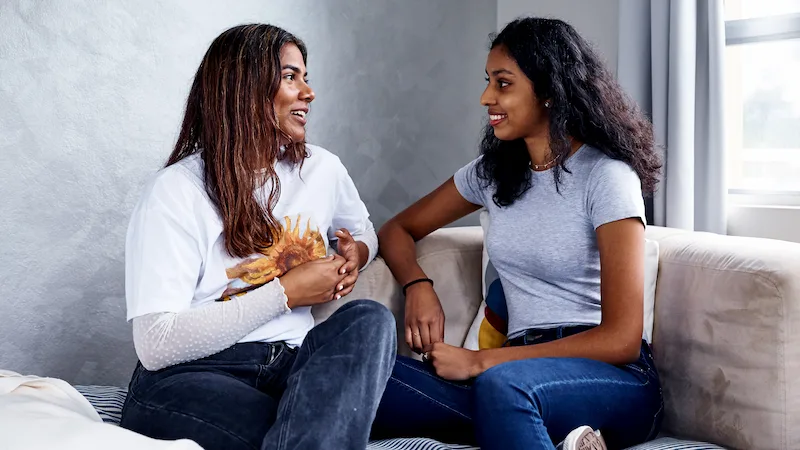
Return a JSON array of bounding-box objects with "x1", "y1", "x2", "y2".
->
[{"x1": 454, "y1": 145, "x2": 645, "y2": 338}]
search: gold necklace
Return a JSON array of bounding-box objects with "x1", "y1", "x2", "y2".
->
[{"x1": 530, "y1": 157, "x2": 557, "y2": 171}]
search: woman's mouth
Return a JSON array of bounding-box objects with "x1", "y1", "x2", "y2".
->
[
  {"x1": 290, "y1": 110, "x2": 307, "y2": 125},
  {"x1": 489, "y1": 113, "x2": 507, "y2": 126}
]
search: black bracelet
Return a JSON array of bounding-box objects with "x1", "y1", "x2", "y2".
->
[{"x1": 402, "y1": 278, "x2": 434, "y2": 296}]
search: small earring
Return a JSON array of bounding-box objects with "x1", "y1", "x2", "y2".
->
[{"x1": 544, "y1": 100, "x2": 551, "y2": 108}]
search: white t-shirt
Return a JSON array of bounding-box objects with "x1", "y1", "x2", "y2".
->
[{"x1": 125, "y1": 144, "x2": 377, "y2": 347}]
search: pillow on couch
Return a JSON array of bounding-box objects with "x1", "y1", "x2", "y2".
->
[
  {"x1": 462, "y1": 211, "x2": 503, "y2": 350},
  {"x1": 0, "y1": 370, "x2": 201, "y2": 450},
  {"x1": 462, "y1": 210, "x2": 660, "y2": 350}
]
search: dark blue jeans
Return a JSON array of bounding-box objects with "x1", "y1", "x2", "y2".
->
[
  {"x1": 120, "y1": 300, "x2": 397, "y2": 450},
  {"x1": 371, "y1": 326, "x2": 664, "y2": 450}
]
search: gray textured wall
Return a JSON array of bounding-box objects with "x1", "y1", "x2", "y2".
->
[
  {"x1": 0, "y1": 0, "x2": 495, "y2": 386},
  {"x1": 497, "y1": 0, "x2": 619, "y2": 75}
]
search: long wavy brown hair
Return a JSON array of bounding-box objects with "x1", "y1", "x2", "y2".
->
[{"x1": 166, "y1": 24, "x2": 308, "y2": 258}]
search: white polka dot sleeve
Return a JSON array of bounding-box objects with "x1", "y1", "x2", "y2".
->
[{"x1": 131, "y1": 279, "x2": 290, "y2": 371}]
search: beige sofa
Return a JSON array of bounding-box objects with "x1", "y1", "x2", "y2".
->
[{"x1": 313, "y1": 225, "x2": 800, "y2": 450}]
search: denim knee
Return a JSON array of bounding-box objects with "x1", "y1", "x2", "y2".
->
[
  {"x1": 473, "y1": 362, "x2": 533, "y2": 412},
  {"x1": 342, "y1": 299, "x2": 395, "y2": 326},
  {"x1": 338, "y1": 300, "x2": 397, "y2": 350}
]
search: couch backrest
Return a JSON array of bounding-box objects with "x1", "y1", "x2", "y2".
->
[
  {"x1": 645, "y1": 226, "x2": 800, "y2": 450},
  {"x1": 324, "y1": 225, "x2": 800, "y2": 450}
]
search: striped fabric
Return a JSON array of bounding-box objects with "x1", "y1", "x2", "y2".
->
[
  {"x1": 363, "y1": 437, "x2": 725, "y2": 450},
  {"x1": 74, "y1": 384, "x2": 127, "y2": 425},
  {"x1": 74, "y1": 386, "x2": 727, "y2": 450},
  {"x1": 624, "y1": 438, "x2": 726, "y2": 450},
  {"x1": 367, "y1": 438, "x2": 477, "y2": 450}
]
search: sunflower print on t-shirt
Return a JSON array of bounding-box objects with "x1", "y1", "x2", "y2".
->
[{"x1": 220, "y1": 214, "x2": 326, "y2": 300}]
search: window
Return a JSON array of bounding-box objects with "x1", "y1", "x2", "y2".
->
[{"x1": 724, "y1": 0, "x2": 800, "y2": 203}]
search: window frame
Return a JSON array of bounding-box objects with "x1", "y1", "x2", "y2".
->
[
  {"x1": 724, "y1": 11, "x2": 800, "y2": 203},
  {"x1": 725, "y1": 13, "x2": 800, "y2": 45}
]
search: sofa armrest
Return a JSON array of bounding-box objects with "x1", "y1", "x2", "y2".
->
[
  {"x1": 312, "y1": 226, "x2": 484, "y2": 357},
  {"x1": 646, "y1": 226, "x2": 800, "y2": 450}
]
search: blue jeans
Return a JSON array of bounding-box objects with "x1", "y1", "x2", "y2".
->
[
  {"x1": 120, "y1": 300, "x2": 397, "y2": 450},
  {"x1": 371, "y1": 326, "x2": 664, "y2": 450}
]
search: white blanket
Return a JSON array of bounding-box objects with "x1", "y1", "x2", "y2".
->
[{"x1": 0, "y1": 370, "x2": 203, "y2": 450}]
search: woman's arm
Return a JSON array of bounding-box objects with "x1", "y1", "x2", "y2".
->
[
  {"x1": 379, "y1": 177, "x2": 481, "y2": 352},
  {"x1": 132, "y1": 280, "x2": 290, "y2": 371},
  {"x1": 133, "y1": 253, "x2": 351, "y2": 371},
  {"x1": 378, "y1": 177, "x2": 481, "y2": 286}
]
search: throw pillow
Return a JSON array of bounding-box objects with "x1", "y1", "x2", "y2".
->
[{"x1": 462, "y1": 211, "x2": 504, "y2": 350}]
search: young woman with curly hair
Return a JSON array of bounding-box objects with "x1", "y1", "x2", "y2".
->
[{"x1": 373, "y1": 17, "x2": 664, "y2": 450}]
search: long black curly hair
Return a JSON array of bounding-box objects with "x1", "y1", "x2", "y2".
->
[{"x1": 478, "y1": 17, "x2": 661, "y2": 207}]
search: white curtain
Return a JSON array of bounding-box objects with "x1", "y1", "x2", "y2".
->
[{"x1": 618, "y1": 0, "x2": 727, "y2": 233}]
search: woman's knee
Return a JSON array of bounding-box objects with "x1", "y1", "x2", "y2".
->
[
  {"x1": 341, "y1": 298, "x2": 392, "y2": 318},
  {"x1": 335, "y1": 299, "x2": 397, "y2": 350},
  {"x1": 473, "y1": 361, "x2": 530, "y2": 407},
  {"x1": 339, "y1": 299, "x2": 396, "y2": 330}
]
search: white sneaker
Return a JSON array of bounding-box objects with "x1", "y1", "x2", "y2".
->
[{"x1": 561, "y1": 425, "x2": 607, "y2": 450}]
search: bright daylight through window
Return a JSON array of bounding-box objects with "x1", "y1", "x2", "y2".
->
[{"x1": 725, "y1": 0, "x2": 800, "y2": 203}]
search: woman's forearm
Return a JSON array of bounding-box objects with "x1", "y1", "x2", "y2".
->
[
  {"x1": 377, "y1": 220, "x2": 428, "y2": 286},
  {"x1": 132, "y1": 280, "x2": 290, "y2": 371},
  {"x1": 474, "y1": 325, "x2": 642, "y2": 376}
]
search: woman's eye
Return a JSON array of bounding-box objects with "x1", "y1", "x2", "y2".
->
[
  {"x1": 486, "y1": 77, "x2": 509, "y2": 88},
  {"x1": 283, "y1": 74, "x2": 295, "y2": 81}
]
